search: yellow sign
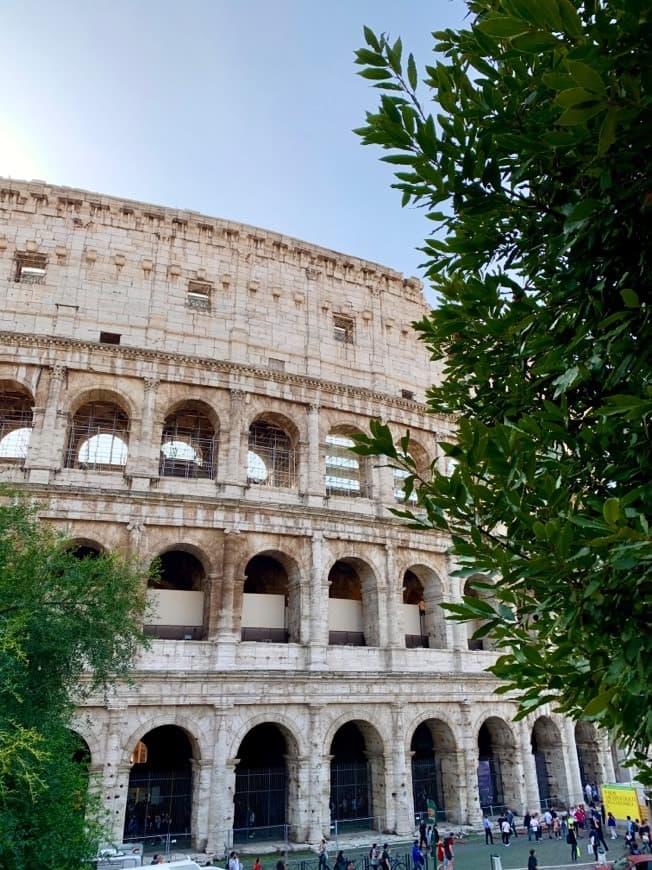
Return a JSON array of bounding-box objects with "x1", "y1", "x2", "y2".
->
[{"x1": 602, "y1": 784, "x2": 647, "y2": 822}]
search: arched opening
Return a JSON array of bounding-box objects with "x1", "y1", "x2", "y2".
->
[
  {"x1": 160, "y1": 403, "x2": 217, "y2": 480},
  {"x1": 404, "y1": 566, "x2": 447, "y2": 649},
  {"x1": 145, "y1": 550, "x2": 206, "y2": 640},
  {"x1": 124, "y1": 725, "x2": 194, "y2": 849},
  {"x1": 325, "y1": 427, "x2": 368, "y2": 498},
  {"x1": 477, "y1": 718, "x2": 518, "y2": 814},
  {"x1": 393, "y1": 440, "x2": 429, "y2": 504},
  {"x1": 330, "y1": 721, "x2": 385, "y2": 831},
  {"x1": 532, "y1": 717, "x2": 568, "y2": 810},
  {"x1": 247, "y1": 418, "x2": 297, "y2": 489},
  {"x1": 68, "y1": 542, "x2": 103, "y2": 560},
  {"x1": 610, "y1": 743, "x2": 632, "y2": 783},
  {"x1": 328, "y1": 559, "x2": 374, "y2": 647},
  {"x1": 233, "y1": 724, "x2": 289, "y2": 843},
  {"x1": 65, "y1": 400, "x2": 129, "y2": 471},
  {"x1": 575, "y1": 722, "x2": 602, "y2": 794},
  {"x1": 464, "y1": 575, "x2": 493, "y2": 651},
  {"x1": 0, "y1": 387, "x2": 34, "y2": 461},
  {"x1": 403, "y1": 570, "x2": 427, "y2": 648},
  {"x1": 410, "y1": 720, "x2": 457, "y2": 822},
  {"x1": 241, "y1": 555, "x2": 292, "y2": 643}
]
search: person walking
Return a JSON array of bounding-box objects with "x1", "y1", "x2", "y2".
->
[
  {"x1": 527, "y1": 849, "x2": 538, "y2": 870},
  {"x1": 524, "y1": 811, "x2": 532, "y2": 841},
  {"x1": 369, "y1": 843, "x2": 380, "y2": 870},
  {"x1": 567, "y1": 826, "x2": 579, "y2": 863},
  {"x1": 607, "y1": 811, "x2": 618, "y2": 839},
  {"x1": 501, "y1": 817, "x2": 511, "y2": 846},
  {"x1": 483, "y1": 816, "x2": 494, "y2": 845},
  {"x1": 380, "y1": 843, "x2": 391, "y2": 870},
  {"x1": 318, "y1": 840, "x2": 329, "y2": 870},
  {"x1": 443, "y1": 834, "x2": 454, "y2": 869},
  {"x1": 412, "y1": 840, "x2": 425, "y2": 869}
]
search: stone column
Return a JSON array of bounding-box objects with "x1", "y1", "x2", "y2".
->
[
  {"x1": 217, "y1": 530, "x2": 240, "y2": 644},
  {"x1": 389, "y1": 703, "x2": 412, "y2": 834},
  {"x1": 307, "y1": 704, "x2": 329, "y2": 842},
  {"x1": 519, "y1": 719, "x2": 540, "y2": 816},
  {"x1": 205, "y1": 705, "x2": 233, "y2": 855},
  {"x1": 287, "y1": 753, "x2": 312, "y2": 842},
  {"x1": 305, "y1": 402, "x2": 322, "y2": 503},
  {"x1": 26, "y1": 364, "x2": 67, "y2": 483},
  {"x1": 599, "y1": 731, "x2": 616, "y2": 784},
  {"x1": 223, "y1": 389, "x2": 248, "y2": 497},
  {"x1": 459, "y1": 701, "x2": 480, "y2": 823},
  {"x1": 126, "y1": 376, "x2": 160, "y2": 487},
  {"x1": 100, "y1": 704, "x2": 131, "y2": 844},
  {"x1": 309, "y1": 532, "x2": 328, "y2": 668},
  {"x1": 447, "y1": 554, "x2": 468, "y2": 651},
  {"x1": 562, "y1": 718, "x2": 583, "y2": 807}
]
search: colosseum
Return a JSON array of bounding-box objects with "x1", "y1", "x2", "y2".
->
[{"x1": 0, "y1": 179, "x2": 624, "y2": 855}]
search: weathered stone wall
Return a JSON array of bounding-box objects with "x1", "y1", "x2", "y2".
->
[{"x1": 0, "y1": 180, "x2": 613, "y2": 852}]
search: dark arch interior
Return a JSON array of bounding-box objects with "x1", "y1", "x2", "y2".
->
[
  {"x1": 124, "y1": 726, "x2": 193, "y2": 844},
  {"x1": 152, "y1": 550, "x2": 204, "y2": 591},
  {"x1": 234, "y1": 724, "x2": 288, "y2": 838},
  {"x1": 403, "y1": 569, "x2": 424, "y2": 605},
  {"x1": 477, "y1": 721, "x2": 505, "y2": 810},
  {"x1": 244, "y1": 555, "x2": 289, "y2": 595},
  {"x1": 411, "y1": 723, "x2": 443, "y2": 818},
  {"x1": 329, "y1": 561, "x2": 362, "y2": 600},
  {"x1": 411, "y1": 722, "x2": 434, "y2": 756},
  {"x1": 330, "y1": 722, "x2": 370, "y2": 823},
  {"x1": 69, "y1": 545, "x2": 101, "y2": 560}
]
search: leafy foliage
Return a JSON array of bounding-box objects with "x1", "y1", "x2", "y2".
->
[
  {"x1": 0, "y1": 495, "x2": 149, "y2": 869},
  {"x1": 354, "y1": 0, "x2": 652, "y2": 777}
]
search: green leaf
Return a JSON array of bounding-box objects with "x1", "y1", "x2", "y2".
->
[
  {"x1": 566, "y1": 199, "x2": 602, "y2": 222},
  {"x1": 407, "y1": 53, "x2": 418, "y2": 90},
  {"x1": 359, "y1": 68, "x2": 394, "y2": 81},
  {"x1": 620, "y1": 288, "x2": 639, "y2": 309},
  {"x1": 556, "y1": 103, "x2": 605, "y2": 125},
  {"x1": 476, "y1": 17, "x2": 529, "y2": 38},
  {"x1": 598, "y1": 107, "x2": 619, "y2": 156},
  {"x1": 511, "y1": 31, "x2": 563, "y2": 52},
  {"x1": 566, "y1": 60, "x2": 605, "y2": 94},
  {"x1": 603, "y1": 498, "x2": 621, "y2": 525},
  {"x1": 583, "y1": 690, "x2": 615, "y2": 717},
  {"x1": 555, "y1": 0, "x2": 584, "y2": 39},
  {"x1": 542, "y1": 72, "x2": 575, "y2": 90},
  {"x1": 555, "y1": 87, "x2": 601, "y2": 109}
]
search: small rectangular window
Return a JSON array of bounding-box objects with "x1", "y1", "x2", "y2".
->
[
  {"x1": 401, "y1": 389, "x2": 415, "y2": 400},
  {"x1": 99, "y1": 331, "x2": 121, "y2": 345},
  {"x1": 268, "y1": 358, "x2": 285, "y2": 372},
  {"x1": 333, "y1": 314, "x2": 355, "y2": 344},
  {"x1": 14, "y1": 252, "x2": 47, "y2": 285},
  {"x1": 187, "y1": 280, "x2": 212, "y2": 311}
]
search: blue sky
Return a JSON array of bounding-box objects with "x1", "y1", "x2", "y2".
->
[{"x1": 0, "y1": 1, "x2": 468, "y2": 282}]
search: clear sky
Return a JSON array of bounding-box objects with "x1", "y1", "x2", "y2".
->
[{"x1": 0, "y1": 1, "x2": 468, "y2": 283}]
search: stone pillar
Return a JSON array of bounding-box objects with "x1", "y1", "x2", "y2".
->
[
  {"x1": 309, "y1": 532, "x2": 328, "y2": 668},
  {"x1": 100, "y1": 704, "x2": 131, "y2": 844},
  {"x1": 126, "y1": 376, "x2": 160, "y2": 487},
  {"x1": 599, "y1": 731, "x2": 616, "y2": 784},
  {"x1": 519, "y1": 719, "x2": 540, "y2": 816},
  {"x1": 447, "y1": 554, "x2": 468, "y2": 651},
  {"x1": 190, "y1": 759, "x2": 212, "y2": 851},
  {"x1": 389, "y1": 703, "x2": 412, "y2": 834},
  {"x1": 305, "y1": 402, "x2": 323, "y2": 503},
  {"x1": 204, "y1": 571, "x2": 222, "y2": 641},
  {"x1": 205, "y1": 706, "x2": 233, "y2": 855},
  {"x1": 217, "y1": 530, "x2": 240, "y2": 643},
  {"x1": 459, "y1": 701, "x2": 480, "y2": 823},
  {"x1": 287, "y1": 753, "x2": 311, "y2": 842},
  {"x1": 307, "y1": 704, "x2": 329, "y2": 842},
  {"x1": 223, "y1": 389, "x2": 248, "y2": 497},
  {"x1": 385, "y1": 544, "x2": 402, "y2": 649},
  {"x1": 562, "y1": 718, "x2": 583, "y2": 807},
  {"x1": 26, "y1": 364, "x2": 67, "y2": 483}
]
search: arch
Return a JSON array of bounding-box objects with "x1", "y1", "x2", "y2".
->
[
  {"x1": 328, "y1": 556, "x2": 380, "y2": 647},
  {"x1": 325, "y1": 425, "x2": 369, "y2": 498},
  {"x1": 146, "y1": 549, "x2": 207, "y2": 640},
  {"x1": 124, "y1": 725, "x2": 195, "y2": 846},
  {"x1": 233, "y1": 721, "x2": 300, "y2": 843},
  {"x1": 0, "y1": 384, "x2": 34, "y2": 461},
  {"x1": 329, "y1": 719, "x2": 386, "y2": 829},
  {"x1": 65, "y1": 399, "x2": 130, "y2": 471},
  {"x1": 477, "y1": 716, "x2": 519, "y2": 813},
  {"x1": 247, "y1": 414, "x2": 297, "y2": 489},
  {"x1": 392, "y1": 437, "x2": 430, "y2": 504},
  {"x1": 241, "y1": 553, "x2": 298, "y2": 643},
  {"x1": 464, "y1": 574, "x2": 494, "y2": 651},
  {"x1": 575, "y1": 722, "x2": 603, "y2": 793},
  {"x1": 410, "y1": 718, "x2": 458, "y2": 822},
  {"x1": 531, "y1": 716, "x2": 569, "y2": 809},
  {"x1": 67, "y1": 386, "x2": 136, "y2": 421},
  {"x1": 159, "y1": 400, "x2": 218, "y2": 480},
  {"x1": 68, "y1": 541, "x2": 104, "y2": 560},
  {"x1": 402, "y1": 565, "x2": 447, "y2": 649}
]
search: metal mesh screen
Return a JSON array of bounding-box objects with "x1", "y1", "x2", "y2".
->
[
  {"x1": 247, "y1": 420, "x2": 296, "y2": 488},
  {"x1": 65, "y1": 402, "x2": 129, "y2": 470},
  {"x1": 0, "y1": 391, "x2": 33, "y2": 460},
  {"x1": 160, "y1": 406, "x2": 217, "y2": 479}
]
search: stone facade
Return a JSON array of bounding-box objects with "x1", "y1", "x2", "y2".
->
[{"x1": 0, "y1": 179, "x2": 619, "y2": 853}]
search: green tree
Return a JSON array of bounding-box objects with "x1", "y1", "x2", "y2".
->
[
  {"x1": 0, "y1": 496, "x2": 149, "y2": 869},
  {"x1": 354, "y1": 0, "x2": 652, "y2": 777}
]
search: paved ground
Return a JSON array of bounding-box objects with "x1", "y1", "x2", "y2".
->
[{"x1": 171, "y1": 834, "x2": 630, "y2": 870}]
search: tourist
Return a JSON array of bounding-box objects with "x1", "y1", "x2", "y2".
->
[
  {"x1": 318, "y1": 840, "x2": 329, "y2": 870},
  {"x1": 527, "y1": 848, "x2": 538, "y2": 870},
  {"x1": 531, "y1": 813, "x2": 541, "y2": 841},
  {"x1": 607, "y1": 811, "x2": 617, "y2": 839},
  {"x1": 544, "y1": 809, "x2": 553, "y2": 838},
  {"x1": 228, "y1": 851, "x2": 240, "y2": 870},
  {"x1": 501, "y1": 816, "x2": 511, "y2": 846},
  {"x1": 412, "y1": 840, "x2": 425, "y2": 868},
  {"x1": 443, "y1": 833, "x2": 454, "y2": 869},
  {"x1": 380, "y1": 843, "x2": 391, "y2": 870},
  {"x1": 334, "y1": 850, "x2": 347, "y2": 870},
  {"x1": 524, "y1": 811, "x2": 532, "y2": 840},
  {"x1": 276, "y1": 851, "x2": 287, "y2": 870},
  {"x1": 369, "y1": 842, "x2": 380, "y2": 870},
  {"x1": 567, "y1": 826, "x2": 579, "y2": 863},
  {"x1": 483, "y1": 815, "x2": 494, "y2": 845},
  {"x1": 253, "y1": 858, "x2": 262, "y2": 870}
]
